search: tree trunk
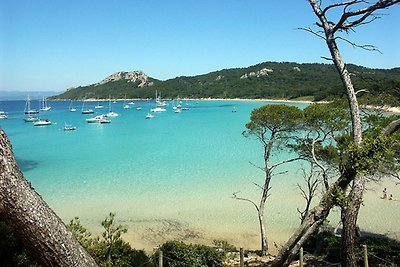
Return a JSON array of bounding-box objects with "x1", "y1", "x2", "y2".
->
[
  {"x1": 258, "y1": 210, "x2": 268, "y2": 256},
  {"x1": 270, "y1": 172, "x2": 355, "y2": 267},
  {"x1": 0, "y1": 129, "x2": 98, "y2": 267},
  {"x1": 340, "y1": 176, "x2": 365, "y2": 267}
]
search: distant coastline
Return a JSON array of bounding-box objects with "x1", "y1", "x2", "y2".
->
[{"x1": 68, "y1": 97, "x2": 400, "y2": 113}]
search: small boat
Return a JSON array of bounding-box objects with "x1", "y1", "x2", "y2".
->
[
  {"x1": 128, "y1": 101, "x2": 135, "y2": 105},
  {"x1": 33, "y1": 119, "x2": 52, "y2": 126},
  {"x1": 107, "y1": 97, "x2": 119, "y2": 116},
  {"x1": 155, "y1": 90, "x2": 167, "y2": 107},
  {"x1": 174, "y1": 109, "x2": 181, "y2": 113},
  {"x1": 40, "y1": 97, "x2": 51, "y2": 111},
  {"x1": 146, "y1": 113, "x2": 155, "y2": 119},
  {"x1": 123, "y1": 95, "x2": 130, "y2": 109},
  {"x1": 0, "y1": 111, "x2": 7, "y2": 119},
  {"x1": 24, "y1": 116, "x2": 39, "y2": 122},
  {"x1": 24, "y1": 96, "x2": 39, "y2": 114},
  {"x1": 86, "y1": 115, "x2": 105, "y2": 123},
  {"x1": 95, "y1": 103, "x2": 104, "y2": 109},
  {"x1": 82, "y1": 109, "x2": 94, "y2": 114},
  {"x1": 150, "y1": 107, "x2": 166, "y2": 112},
  {"x1": 136, "y1": 107, "x2": 142, "y2": 110},
  {"x1": 100, "y1": 118, "x2": 111, "y2": 124},
  {"x1": 81, "y1": 99, "x2": 94, "y2": 114},
  {"x1": 63, "y1": 123, "x2": 76, "y2": 131},
  {"x1": 106, "y1": 111, "x2": 119, "y2": 117},
  {"x1": 69, "y1": 101, "x2": 76, "y2": 112}
]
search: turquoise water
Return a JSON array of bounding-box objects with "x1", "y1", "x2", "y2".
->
[{"x1": 1, "y1": 99, "x2": 398, "y2": 251}]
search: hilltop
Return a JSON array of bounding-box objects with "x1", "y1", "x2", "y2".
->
[{"x1": 51, "y1": 62, "x2": 400, "y2": 106}]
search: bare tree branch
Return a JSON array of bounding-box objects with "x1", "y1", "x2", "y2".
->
[
  {"x1": 355, "y1": 89, "x2": 369, "y2": 95},
  {"x1": 298, "y1": 27, "x2": 326, "y2": 40},
  {"x1": 232, "y1": 192, "x2": 259, "y2": 212},
  {"x1": 382, "y1": 119, "x2": 400, "y2": 136},
  {"x1": 335, "y1": 36, "x2": 382, "y2": 52},
  {"x1": 270, "y1": 157, "x2": 303, "y2": 170},
  {"x1": 248, "y1": 161, "x2": 265, "y2": 172},
  {"x1": 333, "y1": 0, "x2": 400, "y2": 33}
]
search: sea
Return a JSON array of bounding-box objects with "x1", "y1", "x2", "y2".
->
[{"x1": 0, "y1": 99, "x2": 399, "y2": 251}]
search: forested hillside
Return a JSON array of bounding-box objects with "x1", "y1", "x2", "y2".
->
[{"x1": 52, "y1": 62, "x2": 400, "y2": 105}]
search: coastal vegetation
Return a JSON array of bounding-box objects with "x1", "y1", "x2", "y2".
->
[
  {"x1": 0, "y1": 1, "x2": 399, "y2": 267},
  {"x1": 235, "y1": 104, "x2": 304, "y2": 256},
  {"x1": 51, "y1": 62, "x2": 400, "y2": 107},
  {"x1": 270, "y1": 1, "x2": 400, "y2": 267}
]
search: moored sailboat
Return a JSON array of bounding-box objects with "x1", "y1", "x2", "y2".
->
[
  {"x1": 40, "y1": 97, "x2": 51, "y2": 111},
  {"x1": 24, "y1": 96, "x2": 39, "y2": 114}
]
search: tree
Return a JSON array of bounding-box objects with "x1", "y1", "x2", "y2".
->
[
  {"x1": 0, "y1": 129, "x2": 98, "y2": 267},
  {"x1": 272, "y1": 1, "x2": 400, "y2": 266},
  {"x1": 234, "y1": 104, "x2": 303, "y2": 256}
]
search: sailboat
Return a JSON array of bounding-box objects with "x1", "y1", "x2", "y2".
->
[
  {"x1": 123, "y1": 95, "x2": 130, "y2": 109},
  {"x1": 146, "y1": 112, "x2": 155, "y2": 119},
  {"x1": 69, "y1": 100, "x2": 76, "y2": 112},
  {"x1": 81, "y1": 99, "x2": 94, "y2": 114},
  {"x1": 40, "y1": 97, "x2": 51, "y2": 111},
  {"x1": 64, "y1": 123, "x2": 76, "y2": 131},
  {"x1": 155, "y1": 90, "x2": 167, "y2": 107},
  {"x1": 24, "y1": 96, "x2": 39, "y2": 114},
  {"x1": 95, "y1": 100, "x2": 104, "y2": 109},
  {"x1": 106, "y1": 98, "x2": 119, "y2": 117}
]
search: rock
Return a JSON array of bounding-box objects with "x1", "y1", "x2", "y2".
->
[
  {"x1": 96, "y1": 71, "x2": 152, "y2": 87},
  {"x1": 240, "y1": 68, "x2": 273, "y2": 79}
]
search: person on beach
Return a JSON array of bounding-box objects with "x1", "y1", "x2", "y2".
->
[
  {"x1": 382, "y1": 188, "x2": 387, "y2": 199},
  {"x1": 389, "y1": 194, "x2": 393, "y2": 200}
]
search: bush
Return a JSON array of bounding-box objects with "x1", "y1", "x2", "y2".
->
[
  {"x1": 157, "y1": 240, "x2": 227, "y2": 267},
  {"x1": 68, "y1": 213, "x2": 154, "y2": 267}
]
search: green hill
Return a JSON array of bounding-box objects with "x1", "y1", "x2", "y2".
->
[{"x1": 51, "y1": 62, "x2": 400, "y2": 106}]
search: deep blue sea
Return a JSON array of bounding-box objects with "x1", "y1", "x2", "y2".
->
[{"x1": 1, "y1": 99, "x2": 398, "y2": 250}]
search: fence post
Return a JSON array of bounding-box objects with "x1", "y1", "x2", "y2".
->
[
  {"x1": 159, "y1": 249, "x2": 163, "y2": 267},
  {"x1": 363, "y1": 245, "x2": 368, "y2": 267},
  {"x1": 299, "y1": 247, "x2": 304, "y2": 267},
  {"x1": 240, "y1": 247, "x2": 244, "y2": 267}
]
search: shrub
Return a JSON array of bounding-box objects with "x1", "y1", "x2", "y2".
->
[{"x1": 157, "y1": 240, "x2": 227, "y2": 267}]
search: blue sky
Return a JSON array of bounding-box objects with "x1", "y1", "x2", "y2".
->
[{"x1": 1, "y1": 0, "x2": 399, "y2": 92}]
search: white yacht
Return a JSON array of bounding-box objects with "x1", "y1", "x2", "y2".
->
[
  {"x1": 33, "y1": 119, "x2": 52, "y2": 126},
  {"x1": 0, "y1": 111, "x2": 7, "y2": 119}
]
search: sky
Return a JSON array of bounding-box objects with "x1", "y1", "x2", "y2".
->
[{"x1": 1, "y1": 0, "x2": 399, "y2": 92}]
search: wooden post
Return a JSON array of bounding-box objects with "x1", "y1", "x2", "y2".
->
[
  {"x1": 299, "y1": 247, "x2": 303, "y2": 267},
  {"x1": 240, "y1": 247, "x2": 244, "y2": 267},
  {"x1": 363, "y1": 245, "x2": 368, "y2": 267},
  {"x1": 159, "y1": 250, "x2": 163, "y2": 267}
]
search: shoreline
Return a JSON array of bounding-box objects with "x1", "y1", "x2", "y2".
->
[{"x1": 56, "y1": 97, "x2": 400, "y2": 113}]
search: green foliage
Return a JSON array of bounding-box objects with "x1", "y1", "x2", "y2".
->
[
  {"x1": 303, "y1": 100, "x2": 350, "y2": 132},
  {"x1": 212, "y1": 239, "x2": 236, "y2": 253},
  {"x1": 244, "y1": 104, "x2": 303, "y2": 137},
  {"x1": 304, "y1": 230, "x2": 400, "y2": 265},
  {"x1": 51, "y1": 62, "x2": 400, "y2": 106},
  {"x1": 67, "y1": 213, "x2": 154, "y2": 267},
  {"x1": 157, "y1": 240, "x2": 227, "y2": 267},
  {"x1": 343, "y1": 136, "x2": 393, "y2": 176}
]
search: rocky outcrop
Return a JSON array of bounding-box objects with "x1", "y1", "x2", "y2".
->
[
  {"x1": 96, "y1": 71, "x2": 153, "y2": 87},
  {"x1": 240, "y1": 68, "x2": 273, "y2": 79}
]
